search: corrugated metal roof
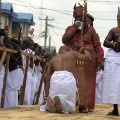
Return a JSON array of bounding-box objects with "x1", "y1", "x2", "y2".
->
[
  {"x1": 1, "y1": 2, "x2": 35, "y2": 25},
  {"x1": 1, "y1": 3, "x2": 17, "y2": 18},
  {"x1": 12, "y1": 13, "x2": 35, "y2": 25},
  {"x1": 2, "y1": 3, "x2": 12, "y2": 11}
]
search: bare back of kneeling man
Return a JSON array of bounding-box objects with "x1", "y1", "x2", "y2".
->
[{"x1": 44, "y1": 45, "x2": 91, "y2": 114}]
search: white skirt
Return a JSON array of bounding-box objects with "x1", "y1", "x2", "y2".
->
[
  {"x1": 101, "y1": 61, "x2": 120, "y2": 104},
  {"x1": 9, "y1": 68, "x2": 23, "y2": 90},
  {"x1": 49, "y1": 71, "x2": 77, "y2": 113},
  {"x1": 96, "y1": 69, "x2": 103, "y2": 104}
]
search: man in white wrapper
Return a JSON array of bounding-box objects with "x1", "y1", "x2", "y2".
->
[
  {"x1": 43, "y1": 45, "x2": 92, "y2": 113},
  {"x1": 0, "y1": 35, "x2": 5, "y2": 107},
  {"x1": 4, "y1": 38, "x2": 23, "y2": 108},
  {"x1": 5, "y1": 69, "x2": 23, "y2": 108},
  {"x1": 34, "y1": 46, "x2": 45, "y2": 104},
  {"x1": 22, "y1": 48, "x2": 37, "y2": 105},
  {"x1": 101, "y1": 24, "x2": 120, "y2": 116},
  {"x1": 21, "y1": 39, "x2": 37, "y2": 105},
  {"x1": 0, "y1": 65, "x2": 5, "y2": 107},
  {"x1": 34, "y1": 63, "x2": 44, "y2": 104}
]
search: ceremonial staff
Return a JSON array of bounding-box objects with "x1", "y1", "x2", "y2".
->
[
  {"x1": 78, "y1": 0, "x2": 87, "y2": 53},
  {"x1": 75, "y1": 0, "x2": 87, "y2": 111},
  {"x1": 34, "y1": 64, "x2": 46, "y2": 105},
  {"x1": 118, "y1": 7, "x2": 120, "y2": 39}
]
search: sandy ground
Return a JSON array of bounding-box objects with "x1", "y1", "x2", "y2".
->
[{"x1": 0, "y1": 104, "x2": 120, "y2": 120}]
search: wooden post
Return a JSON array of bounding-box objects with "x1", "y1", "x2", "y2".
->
[
  {"x1": 0, "y1": 46, "x2": 46, "y2": 106},
  {"x1": 1, "y1": 52, "x2": 11, "y2": 108},
  {"x1": 44, "y1": 16, "x2": 48, "y2": 50},
  {"x1": 0, "y1": 0, "x2": 1, "y2": 29},
  {"x1": 0, "y1": 47, "x2": 17, "y2": 70},
  {"x1": 19, "y1": 51, "x2": 46, "y2": 105},
  {"x1": 0, "y1": 47, "x2": 17, "y2": 108},
  {"x1": 34, "y1": 65, "x2": 46, "y2": 105},
  {"x1": 19, "y1": 56, "x2": 29, "y2": 105},
  {"x1": 0, "y1": 51, "x2": 7, "y2": 70},
  {"x1": 49, "y1": 36, "x2": 51, "y2": 51},
  {"x1": 34, "y1": 77, "x2": 43, "y2": 105}
]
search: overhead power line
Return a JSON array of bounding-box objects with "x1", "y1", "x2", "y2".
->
[
  {"x1": 2, "y1": 0, "x2": 118, "y2": 21},
  {"x1": 2, "y1": 0, "x2": 72, "y2": 15},
  {"x1": 79, "y1": 0, "x2": 120, "y2": 4},
  {"x1": 2, "y1": 0, "x2": 119, "y2": 15}
]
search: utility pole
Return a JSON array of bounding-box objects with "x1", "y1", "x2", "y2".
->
[
  {"x1": 39, "y1": 16, "x2": 54, "y2": 50},
  {"x1": 0, "y1": 0, "x2": 1, "y2": 29},
  {"x1": 44, "y1": 16, "x2": 48, "y2": 50},
  {"x1": 49, "y1": 35, "x2": 51, "y2": 51}
]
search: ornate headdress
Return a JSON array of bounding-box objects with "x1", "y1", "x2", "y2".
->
[{"x1": 73, "y1": 3, "x2": 87, "y2": 18}]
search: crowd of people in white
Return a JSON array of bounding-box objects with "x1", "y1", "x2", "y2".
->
[{"x1": 0, "y1": 30, "x2": 55, "y2": 108}]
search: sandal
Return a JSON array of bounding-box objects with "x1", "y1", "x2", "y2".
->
[{"x1": 107, "y1": 111, "x2": 119, "y2": 116}]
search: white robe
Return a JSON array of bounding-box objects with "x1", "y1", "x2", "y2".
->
[
  {"x1": 34, "y1": 65, "x2": 44, "y2": 104},
  {"x1": 102, "y1": 49, "x2": 120, "y2": 104},
  {"x1": 9, "y1": 68, "x2": 23, "y2": 107},
  {"x1": 9, "y1": 68, "x2": 23, "y2": 91},
  {"x1": 49, "y1": 71, "x2": 77, "y2": 113},
  {"x1": 0, "y1": 65, "x2": 5, "y2": 106},
  {"x1": 22, "y1": 49, "x2": 37, "y2": 105},
  {"x1": 4, "y1": 68, "x2": 23, "y2": 108},
  {"x1": 4, "y1": 72, "x2": 12, "y2": 108},
  {"x1": 96, "y1": 69, "x2": 103, "y2": 104}
]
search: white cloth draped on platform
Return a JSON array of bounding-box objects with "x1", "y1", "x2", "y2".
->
[
  {"x1": 49, "y1": 71, "x2": 77, "y2": 113},
  {"x1": 102, "y1": 49, "x2": 120, "y2": 104}
]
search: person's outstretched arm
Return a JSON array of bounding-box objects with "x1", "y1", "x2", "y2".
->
[{"x1": 74, "y1": 50, "x2": 92, "y2": 61}]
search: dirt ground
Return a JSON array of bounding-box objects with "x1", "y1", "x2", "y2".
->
[{"x1": 0, "y1": 104, "x2": 120, "y2": 120}]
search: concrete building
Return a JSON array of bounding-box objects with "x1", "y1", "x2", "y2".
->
[
  {"x1": 1, "y1": 2, "x2": 35, "y2": 38},
  {"x1": 12, "y1": 13, "x2": 35, "y2": 38},
  {"x1": 1, "y1": 3, "x2": 17, "y2": 37}
]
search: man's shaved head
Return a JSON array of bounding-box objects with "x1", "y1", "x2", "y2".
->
[{"x1": 59, "y1": 45, "x2": 69, "y2": 52}]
